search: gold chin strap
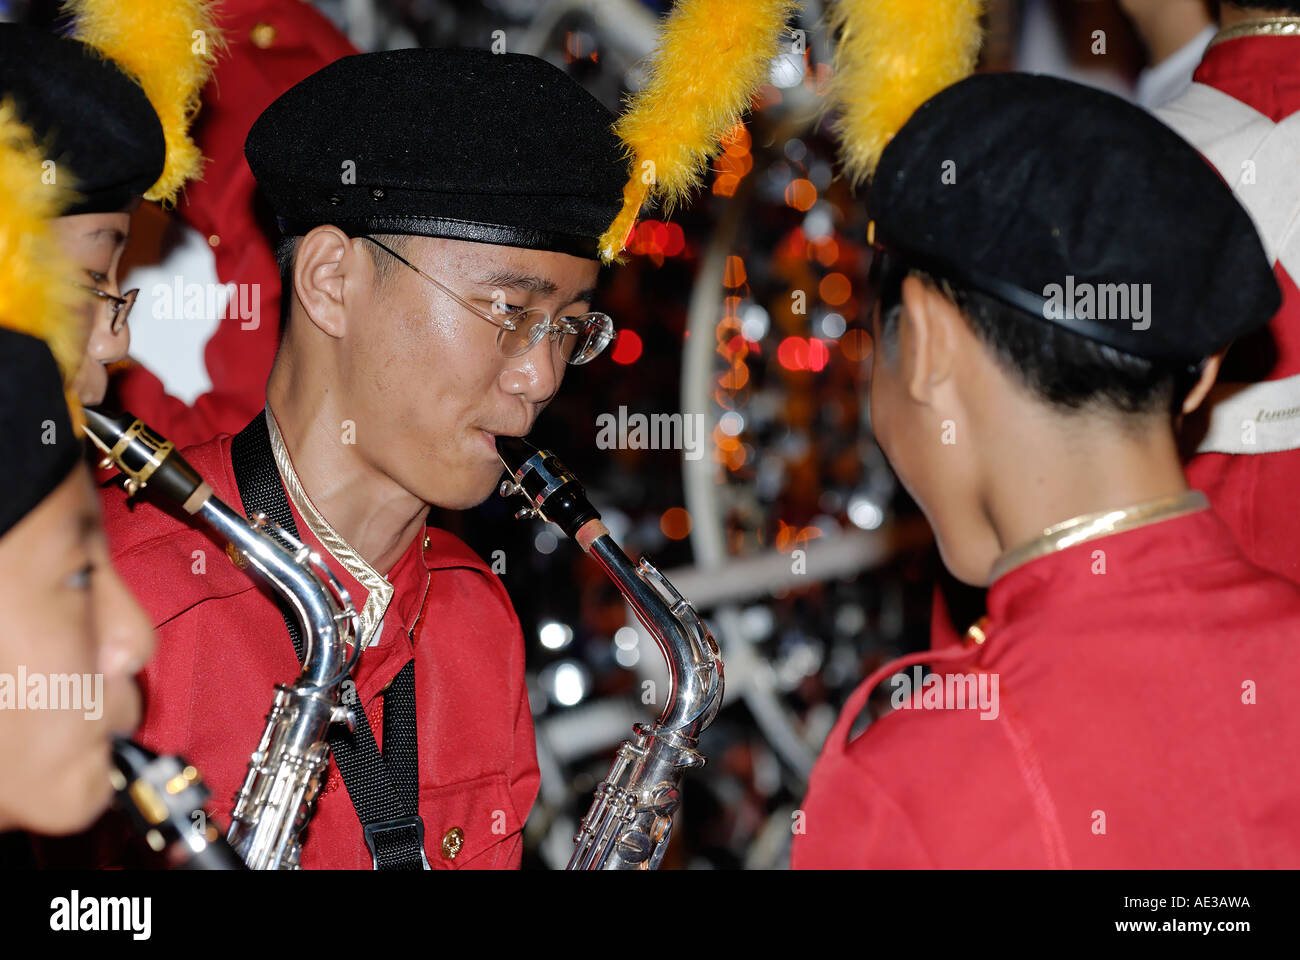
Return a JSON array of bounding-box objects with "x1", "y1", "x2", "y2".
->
[
  {"x1": 1209, "y1": 17, "x2": 1300, "y2": 48},
  {"x1": 988, "y1": 490, "x2": 1209, "y2": 584}
]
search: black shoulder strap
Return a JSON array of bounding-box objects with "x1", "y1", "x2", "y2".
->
[{"x1": 230, "y1": 412, "x2": 426, "y2": 870}]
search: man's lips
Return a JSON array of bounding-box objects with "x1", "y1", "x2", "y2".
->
[{"x1": 478, "y1": 426, "x2": 531, "y2": 441}]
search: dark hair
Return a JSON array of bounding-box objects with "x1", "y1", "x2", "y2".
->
[
  {"x1": 878, "y1": 270, "x2": 1203, "y2": 421},
  {"x1": 274, "y1": 233, "x2": 410, "y2": 326}
]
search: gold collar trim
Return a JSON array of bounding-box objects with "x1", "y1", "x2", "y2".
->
[
  {"x1": 264, "y1": 409, "x2": 393, "y2": 649},
  {"x1": 989, "y1": 490, "x2": 1209, "y2": 584},
  {"x1": 1210, "y1": 17, "x2": 1300, "y2": 48}
]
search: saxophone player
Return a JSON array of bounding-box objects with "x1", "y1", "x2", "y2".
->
[
  {"x1": 0, "y1": 106, "x2": 153, "y2": 856},
  {"x1": 0, "y1": 10, "x2": 216, "y2": 407},
  {"x1": 793, "y1": 74, "x2": 1300, "y2": 868},
  {"x1": 83, "y1": 48, "x2": 629, "y2": 869}
]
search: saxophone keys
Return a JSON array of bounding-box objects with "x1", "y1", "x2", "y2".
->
[
  {"x1": 614, "y1": 829, "x2": 653, "y2": 863},
  {"x1": 329, "y1": 705, "x2": 357, "y2": 732}
]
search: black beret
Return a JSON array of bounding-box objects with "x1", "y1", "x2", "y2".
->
[
  {"x1": 0, "y1": 25, "x2": 164, "y2": 216},
  {"x1": 245, "y1": 47, "x2": 628, "y2": 260},
  {"x1": 870, "y1": 73, "x2": 1281, "y2": 362},
  {"x1": 0, "y1": 328, "x2": 80, "y2": 540}
]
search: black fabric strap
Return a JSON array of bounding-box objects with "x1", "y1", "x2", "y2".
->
[{"x1": 231, "y1": 412, "x2": 425, "y2": 870}]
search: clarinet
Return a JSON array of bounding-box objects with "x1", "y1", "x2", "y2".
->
[
  {"x1": 497, "y1": 436, "x2": 724, "y2": 869},
  {"x1": 83, "y1": 409, "x2": 361, "y2": 870}
]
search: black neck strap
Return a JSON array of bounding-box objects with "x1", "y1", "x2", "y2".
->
[{"x1": 230, "y1": 412, "x2": 426, "y2": 870}]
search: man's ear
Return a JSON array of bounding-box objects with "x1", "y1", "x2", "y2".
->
[
  {"x1": 293, "y1": 225, "x2": 363, "y2": 339},
  {"x1": 1181, "y1": 348, "x2": 1227, "y2": 415},
  {"x1": 898, "y1": 274, "x2": 958, "y2": 404}
]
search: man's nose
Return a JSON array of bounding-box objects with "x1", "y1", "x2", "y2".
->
[
  {"x1": 86, "y1": 302, "x2": 130, "y2": 366},
  {"x1": 498, "y1": 335, "x2": 563, "y2": 404}
]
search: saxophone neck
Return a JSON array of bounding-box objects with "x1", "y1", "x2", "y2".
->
[{"x1": 586, "y1": 535, "x2": 724, "y2": 740}]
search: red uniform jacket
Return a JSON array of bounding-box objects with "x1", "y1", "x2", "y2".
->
[
  {"x1": 926, "y1": 34, "x2": 1300, "y2": 653},
  {"x1": 1163, "y1": 35, "x2": 1300, "y2": 584},
  {"x1": 101, "y1": 431, "x2": 540, "y2": 869},
  {"x1": 114, "y1": 1, "x2": 356, "y2": 448},
  {"x1": 792, "y1": 508, "x2": 1300, "y2": 868}
]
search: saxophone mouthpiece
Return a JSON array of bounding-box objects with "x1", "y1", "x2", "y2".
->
[
  {"x1": 494, "y1": 434, "x2": 538, "y2": 474},
  {"x1": 110, "y1": 737, "x2": 246, "y2": 870},
  {"x1": 83, "y1": 407, "x2": 210, "y2": 512},
  {"x1": 495, "y1": 435, "x2": 602, "y2": 541}
]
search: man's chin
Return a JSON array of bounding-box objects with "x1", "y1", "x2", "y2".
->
[{"x1": 422, "y1": 474, "x2": 505, "y2": 512}]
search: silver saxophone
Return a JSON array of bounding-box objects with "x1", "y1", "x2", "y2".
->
[
  {"x1": 496, "y1": 435, "x2": 724, "y2": 870},
  {"x1": 83, "y1": 409, "x2": 361, "y2": 870}
]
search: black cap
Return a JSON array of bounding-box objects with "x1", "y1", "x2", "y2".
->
[
  {"x1": 0, "y1": 328, "x2": 81, "y2": 540},
  {"x1": 0, "y1": 25, "x2": 165, "y2": 216},
  {"x1": 245, "y1": 47, "x2": 628, "y2": 260},
  {"x1": 869, "y1": 73, "x2": 1281, "y2": 362}
]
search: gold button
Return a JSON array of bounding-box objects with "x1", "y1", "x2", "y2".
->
[
  {"x1": 963, "y1": 616, "x2": 990, "y2": 646},
  {"x1": 423, "y1": 534, "x2": 431, "y2": 549},
  {"x1": 208, "y1": 234, "x2": 220, "y2": 247},
  {"x1": 441, "y1": 822, "x2": 467, "y2": 858},
  {"x1": 441, "y1": 826, "x2": 464, "y2": 860},
  {"x1": 250, "y1": 22, "x2": 277, "y2": 49}
]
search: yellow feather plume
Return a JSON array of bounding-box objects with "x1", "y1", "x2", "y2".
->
[
  {"x1": 64, "y1": 0, "x2": 223, "y2": 206},
  {"x1": 599, "y1": 0, "x2": 799, "y2": 262},
  {"x1": 829, "y1": 0, "x2": 985, "y2": 185},
  {"x1": 0, "y1": 99, "x2": 84, "y2": 420}
]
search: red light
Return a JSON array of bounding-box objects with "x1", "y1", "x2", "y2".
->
[
  {"x1": 777, "y1": 336, "x2": 807, "y2": 370},
  {"x1": 777, "y1": 337, "x2": 829, "y2": 372},
  {"x1": 808, "y1": 338, "x2": 830, "y2": 372},
  {"x1": 610, "y1": 329, "x2": 643, "y2": 365},
  {"x1": 663, "y1": 223, "x2": 685, "y2": 257}
]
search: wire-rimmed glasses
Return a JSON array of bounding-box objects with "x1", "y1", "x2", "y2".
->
[
  {"x1": 362, "y1": 236, "x2": 614, "y2": 365},
  {"x1": 77, "y1": 284, "x2": 138, "y2": 334}
]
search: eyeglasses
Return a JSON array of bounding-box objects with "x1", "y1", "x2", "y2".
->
[
  {"x1": 361, "y1": 236, "x2": 614, "y2": 365},
  {"x1": 77, "y1": 284, "x2": 138, "y2": 334}
]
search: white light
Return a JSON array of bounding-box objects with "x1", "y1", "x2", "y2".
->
[
  {"x1": 740, "y1": 605, "x2": 774, "y2": 640},
  {"x1": 614, "y1": 626, "x2": 640, "y2": 650},
  {"x1": 848, "y1": 496, "x2": 884, "y2": 531},
  {"x1": 614, "y1": 645, "x2": 640, "y2": 668},
  {"x1": 821, "y1": 313, "x2": 846, "y2": 339},
  {"x1": 835, "y1": 604, "x2": 866, "y2": 636},
  {"x1": 553, "y1": 662, "x2": 586, "y2": 706},
  {"x1": 719, "y1": 411, "x2": 745, "y2": 437},
  {"x1": 539, "y1": 620, "x2": 573, "y2": 650},
  {"x1": 783, "y1": 138, "x2": 808, "y2": 164},
  {"x1": 770, "y1": 51, "x2": 805, "y2": 89},
  {"x1": 534, "y1": 529, "x2": 558, "y2": 555},
  {"x1": 741, "y1": 304, "x2": 769, "y2": 341},
  {"x1": 802, "y1": 205, "x2": 833, "y2": 239}
]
